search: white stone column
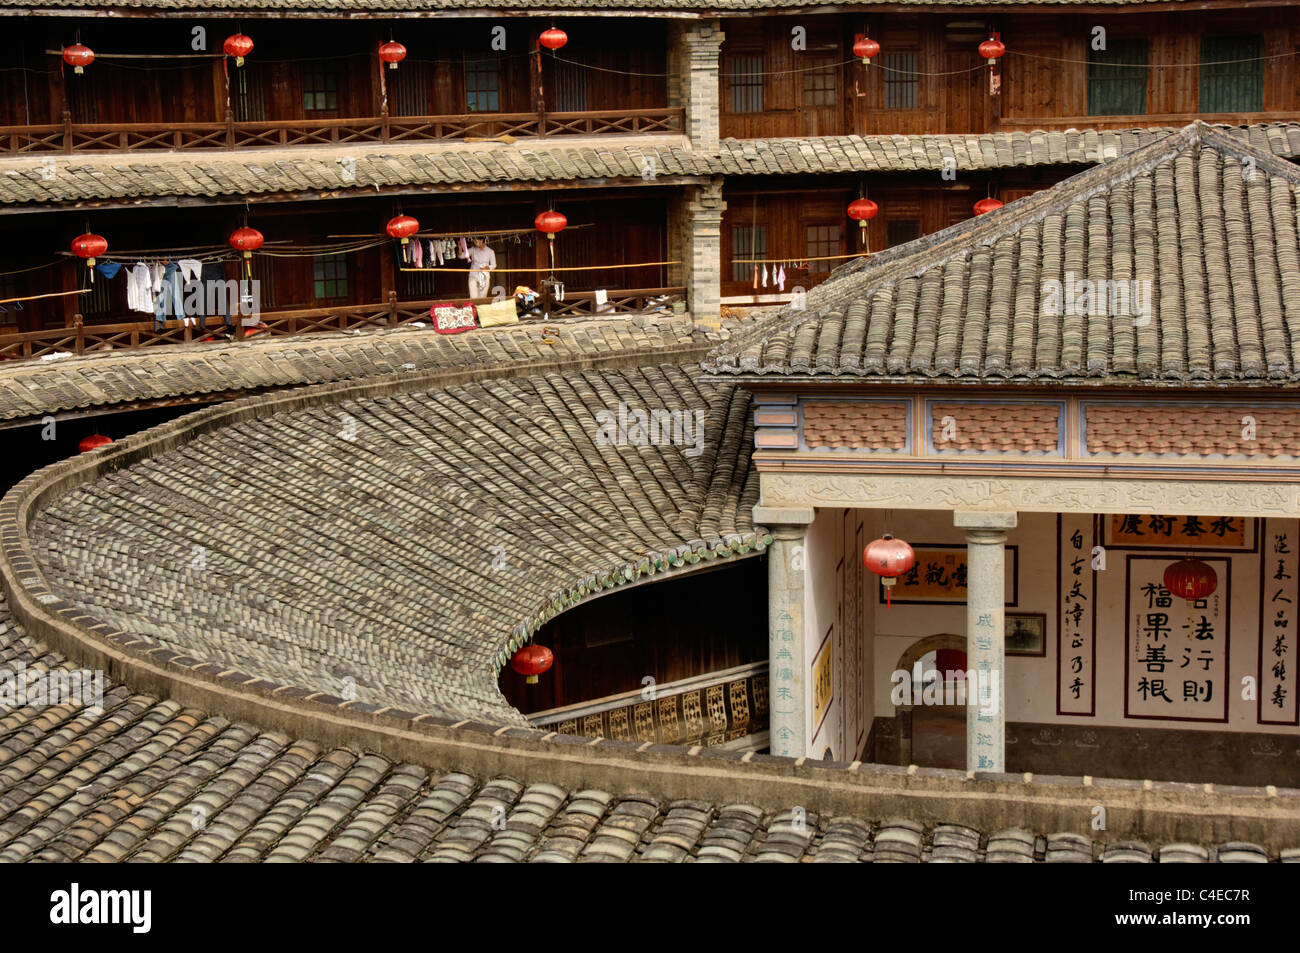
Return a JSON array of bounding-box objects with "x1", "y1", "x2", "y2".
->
[
  {"x1": 755, "y1": 505, "x2": 814, "y2": 758},
  {"x1": 954, "y1": 510, "x2": 1017, "y2": 773}
]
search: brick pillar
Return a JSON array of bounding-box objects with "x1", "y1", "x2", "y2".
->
[
  {"x1": 676, "y1": 180, "x2": 724, "y2": 328},
  {"x1": 755, "y1": 506, "x2": 815, "y2": 759},
  {"x1": 671, "y1": 19, "x2": 724, "y2": 150}
]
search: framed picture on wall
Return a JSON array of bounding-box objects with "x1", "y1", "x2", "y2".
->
[{"x1": 1005, "y1": 612, "x2": 1047, "y2": 657}]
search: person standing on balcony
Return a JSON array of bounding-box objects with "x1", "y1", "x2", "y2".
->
[{"x1": 467, "y1": 238, "x2": 496, "y2": 300}]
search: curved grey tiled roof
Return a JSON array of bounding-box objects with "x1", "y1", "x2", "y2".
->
[
  {"x1": 1, "y1": 0, "x2": 1226, "y2": 13},
  {"x1": 0, "y1": 313, "x2": 712, "y2": 422},
  {"x1": 28, "y1": 361, "x2": 762, "y2": 722},
  {"x1": 1, "y1": 604, "x2": 1295, "y2": 862},
  {"x1": 704, "y1": 123, "x2": 1300, "y2": 385},
  {"x1": 4, "y1": 124, "x2": 1299, "y2": 207}
]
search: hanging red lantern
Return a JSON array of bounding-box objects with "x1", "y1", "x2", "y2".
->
[
  {"x1": 853, "y1": 35, "x2": 880, "y2": 67},
  {"x1": 223, "y1": 34, "x2": 254, "y2": 67},
  {"x1": 379, "y1": 41, "x2": 407, "y2": 70},
  {"x1": 539, "y1": 28, "x2": 568, "y2": 51},
  {"x1": 229, "y1": 226, "x2": 264, "y2": 257},
  {"x1": 78, "y1": 434, "x2": 112, "y2": 453},
  {"x1": 974, "y1": 197, "x2": 1004, "y2": 216},
  {"x1": 510, "y1": 644, "x2": 554, "y2": 684},
  {"x1": 535, "y1": 210, "x2": 567, "y2": 241},
  {"x1": 71, "y1": 233, "x2": 107, "y2": 268},
  {"x1": 863, "y1": 534, "x2": 916, "y2": 608},
  {"x1": 1163, "y1": 559, "x2": 1217, "y2": 602},
  {"x1": 62, "y1": 44, "x2": 94, "y2": 74},
  {"x1": 847, "y1": 198, "x2": 878, "y2": 223},
  {"x1": 386, "y1": 215, "x2": 419, "y2": 244},
  {"x1": 979, "y1": 36, "x2": 1005, "y2": 68}
]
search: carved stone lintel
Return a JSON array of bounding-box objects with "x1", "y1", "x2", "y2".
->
[{"x1": 761, "y1": 472, "x2": 1300, "y2": 517}]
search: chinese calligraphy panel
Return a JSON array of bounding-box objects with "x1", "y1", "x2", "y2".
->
[
  {"x1": 1259, "y1": 519, "x2": 1298, "y2": 726},
  {"x1": 1124, "y1": 555, "x2": 1229, "y2": 723},
  {"x1": 883, "y1": 544, "x2": 1019, "y2": 605},
  {"x1": 1108, "y1": 515, "x2": 1255, "y2": 551},
  {"x1": 1057, "y1": 514, "x2": 1096, "y2": 716}
]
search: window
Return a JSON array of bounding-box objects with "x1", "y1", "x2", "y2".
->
[
  {"x1": 1087, "y1": 39, "x2": 1148, "y2": 116},
  {"x1": 886, "y1": 220, "x2": 922, "y2": 249},
  {"x1": 313, "y1": 253, "x2": 349, "y2": 300},
  {"x1": 883, "y1": 52, "x2": 919, "y2": 110},
  {"x1": 731, "y1": 225, "x2": 766, "y2": 282},
  {"x1": 465, "y1": 57, "x2": 500, "y2": 113},
  {"x1": 302, "y1": 68, "x2": 339, "y2": 113},
  {"x1": 728, "y1": 54, "x2": 764, "y2": 113},
  {"x1": 802, "y1": 57, "x2": 837, "y2": 107},
  {"x1": 806, "y1": 224, "x2": 842, "y2": 264},
  {"x1": 1200, "y1": 35, "x2": 1263, "y2": 114}
]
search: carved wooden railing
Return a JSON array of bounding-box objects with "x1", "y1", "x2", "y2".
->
[
  {"x1": 0, "y1": 108, "x2": 684, "y2": 155},
  {"x1": 0, "y1": 288, "x2": 687, "y2": 364}
]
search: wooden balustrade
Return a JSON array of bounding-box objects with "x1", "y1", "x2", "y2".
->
[
  {"x1": 0, "y1": 288, "x2": 686, "y2": 365},
  {"x1": 0, "y1": 108, "x2": 684, "y2": 156}
]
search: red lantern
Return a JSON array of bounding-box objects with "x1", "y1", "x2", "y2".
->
[
  {"x1": 847, "y1": 197, "x2": 878, "y2": 251},
  {"x1": 535, "y1": 210, "x2": 567, "y2": 241},
  {"x1": 62, "y1": 44, "x2": 94, "y2": 74},
  {"x1": 974, "y1": 197, "x2": 1004, "y2": 216},
  {"x1": 539, "y1": 28, "x2": 568, "y2": 51},
  {"x1": 78, "y1": 434, "x2": 112, "y2": 453},
  {"x1": 229, "y1": 226, "x2": 264, "y2": 257},
  {"x1": 71, "y1": 233, "x2": 107, "y2": 268},
  {"x1": 223, "y1": 34, "x2": 253, "y2": 67},
  {"x1": 1163, "y1": 559, "x2": 1217, "y2": 602},
  {"x1": 847, "y1": 198, "x2": 878, "y2": 223},
  {"x1": 853, "y1": 35, "x2": 880, "y2": 67},
  {"x1": 510, "y1": 644, "x2": 554, "y2": 684},
  {"x1": 379, "y1": 41, "x2": 406, "y2": 70},
  {"x1": 386, "y1": 215, "x2": 419, "y2": 244},
  {"x1": 979, "y1": 36, "x2": 1005, "y2": 68},
  {"x1": 863, "y1": 534, "x2": 916, "y2": 608}
]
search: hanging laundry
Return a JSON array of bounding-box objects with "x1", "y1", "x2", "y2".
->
[
  {"x1": 127, "y1": 262, "x2": 153, "y2": 313},
  {"x1": 154, "y1": 261, "x2": 184, "y2": 330},
  {"x1": 761, "y1": 264, "x2": 768, "y2": 288},
  {"x1": 777, "y1": 265, "x2": 786, "y2": 292},
  {"x1": 594, "y1": 289, "x2": 608, "y2": 312},
  {"x1": 199, "y1": 260, "x2": 230, "y2": 329},
  {"x1": 458, "y1": 236, "x2": 470, "y2": 260},
  {"x1": 411, "y1": 238, "x2": 423, "y2": 268},
  {"x1": 177, "y1": 258, "x2": 202, "y2": 283},
  {"x1": 95, "y1": 262, "x2": 122, "y2": 280}
]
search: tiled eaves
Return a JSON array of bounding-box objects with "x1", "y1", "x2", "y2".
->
[
  {"x1": 0, "y1": 0, "x2": 1258, "y2": 15},
  {"x1": 2, "y1": 597, "x2": 1299, "y2": 860},
  {"x1": 4, "y1": 123, "x2": 1299, "y2": 209},
  {"x1": 0, "y1": 314, "x2": 714, "y2": 423}
]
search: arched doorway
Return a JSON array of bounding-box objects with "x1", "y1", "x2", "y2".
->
[{"x1": 892, "y1": 634, "x2": 967, "y2": 770}]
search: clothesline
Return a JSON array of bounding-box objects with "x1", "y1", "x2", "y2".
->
[
  {"x1": 732, "y1": 252, "x2": 868, "y2": 264},
  {"x1": 331, "y1": 224, "x2": 594, "y2": 239},
  {"x1": 400, "y1": 260, "x2": 679, "y2": 273},
  {"x1": 0, "y1": 288, "x2": 89, "y2": 305}
]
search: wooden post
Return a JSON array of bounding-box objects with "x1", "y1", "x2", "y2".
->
[
  {"x1": 61, "y1": 111, "x2": 72, "y2": 154},
  {"x1": 226, "y1": 107, "x2": 235, "y2": 150},
  {"x1": 387, "y1": 291, "x2": 398, "y2": 327},
  {"x1": 74, "y1": 313, "x2": 84, "y2": 354}
]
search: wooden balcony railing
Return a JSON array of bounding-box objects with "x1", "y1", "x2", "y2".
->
[
  {"x1": 0, "y1": 288, "x2": 686, "y2": 364},
  {"x1": 0, "y1": 108, "x2": 684, "y2": 156}
]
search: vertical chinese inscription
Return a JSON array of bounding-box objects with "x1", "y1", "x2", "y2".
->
[
  {"x1": 1057, "y1": 514, "x2": 1095, "y2": 716},
  {"x1": 1125, "y1": 556, "x2": 1229, "y2": 722},
  {"x1": 1259, "y1": 519, "x2": 1299, "y2": 726}
]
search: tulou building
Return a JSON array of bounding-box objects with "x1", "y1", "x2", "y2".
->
[{"x1": 0, "y1": 0, "x2": 1298, "y2": 864}]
